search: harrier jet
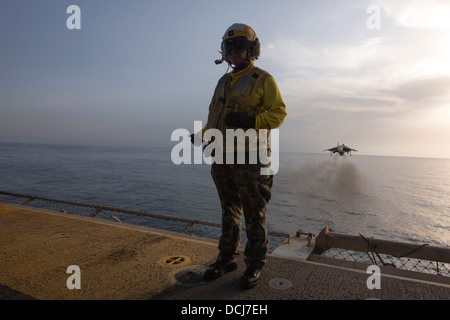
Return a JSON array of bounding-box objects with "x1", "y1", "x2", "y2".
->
[{"x1": 324, "y1": 143, "x2": 358, "y2": 156}]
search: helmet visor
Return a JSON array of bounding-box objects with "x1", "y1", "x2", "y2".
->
[{"x1": 221, "y1": 37, "x2": 252, "y2": 55}]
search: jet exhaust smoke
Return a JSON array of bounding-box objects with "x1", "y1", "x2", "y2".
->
[{"x1": 280, "y1": 157, "x2": 368, "y2": 211}]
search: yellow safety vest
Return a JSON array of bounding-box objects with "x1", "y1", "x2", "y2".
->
[{"x1": 203, "y1": 63, "x2": 286, "y2": 154}]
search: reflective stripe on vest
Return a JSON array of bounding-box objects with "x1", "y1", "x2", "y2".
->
[
  {"x1": 205, "y1": 66, "x2": 271, "y2": 154},
  {"x1": 207, "y1": 67, "x2": 270, "y2": 133}
]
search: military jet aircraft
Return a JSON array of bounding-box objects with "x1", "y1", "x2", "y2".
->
[{"x1": 324, "y1": 143, "x2": 358, "y2": 156}]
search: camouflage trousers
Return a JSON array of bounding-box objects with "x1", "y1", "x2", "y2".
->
[{"x1": 211, "y1": 157, "x2": 273, "y2": 269}]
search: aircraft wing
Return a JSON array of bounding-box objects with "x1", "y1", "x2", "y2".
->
[
  {"x1": 343, "y1": 146, "x2": 358, "y2": 152},
  {"x1": 324, "y1": 147, "x2": 338, "y2": 152}
]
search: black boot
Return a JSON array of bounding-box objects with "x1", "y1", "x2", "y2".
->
[
  {"x1": 203, "y1": 260, "x2": 238, "y2": 281},
  {"x1": 240, "y1": 267, "x2": 261, "y2": 290}
]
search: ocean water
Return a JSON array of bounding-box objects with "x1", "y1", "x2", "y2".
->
[{"x1": 1, "y1": 142, "x2": 449, "y2": 248}]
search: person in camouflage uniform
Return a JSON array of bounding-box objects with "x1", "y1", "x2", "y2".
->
[
  {"x1": 212, "y1": 159, "x2": 273, "y2": 269},
  {"x1": 192, "y1": 23, "x2": 286, "y2": 289}
]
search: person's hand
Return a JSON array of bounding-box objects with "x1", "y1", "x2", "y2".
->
[{"x1": 224, "y1": 112, "x2": 255, "y2": 129}]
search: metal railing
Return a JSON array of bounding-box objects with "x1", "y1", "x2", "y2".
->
[
  {"x1": 0, "y1": 190, "x2": 290, "y2": 252},
  {"x1": 310, "y1": 225, "x2": 450, "y2": 279}
]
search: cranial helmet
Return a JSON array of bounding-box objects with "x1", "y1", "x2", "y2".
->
[{"x1": 220, "y1": 23, "x2": 261, "y2": 62}]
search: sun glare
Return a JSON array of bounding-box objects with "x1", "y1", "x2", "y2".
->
[{"x1": 434, "y1": 33, "x2": 450, "y2": 73}]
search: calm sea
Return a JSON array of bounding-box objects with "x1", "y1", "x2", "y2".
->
[{"x1": 1, "y1": 142, "x2": 449, "y2": 248}]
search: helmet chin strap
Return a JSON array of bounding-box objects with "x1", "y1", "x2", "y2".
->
[
  {"x1": 228, "y1": 50, "x2": 252, "y2": 71},
  {"x1": 230, "y1": 61, "x2": 250, "y2": 71},
  {"x1": 215, "y1": 49, "x2": 252, "y2": 74}
]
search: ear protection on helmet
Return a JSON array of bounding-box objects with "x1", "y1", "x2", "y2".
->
[
  {"x1": 218, "y1": 23, "x2": 261, "y2": 63},
  {"x1": 249, "y1": 38, "x2": 261, "y2": 59}
]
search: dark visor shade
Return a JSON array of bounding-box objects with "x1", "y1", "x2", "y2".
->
[{"x1": 221, "y1": 37, "x2": 252, "y2": 55}]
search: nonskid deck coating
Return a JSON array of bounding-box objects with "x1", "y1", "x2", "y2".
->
[{"x1": 1, "y1": 202, "x2": 449, "y2": 301}]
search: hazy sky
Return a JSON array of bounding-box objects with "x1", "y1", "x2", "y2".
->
[{"x1": 1, "y1": 0, "x2": 450, "y2": 158}]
